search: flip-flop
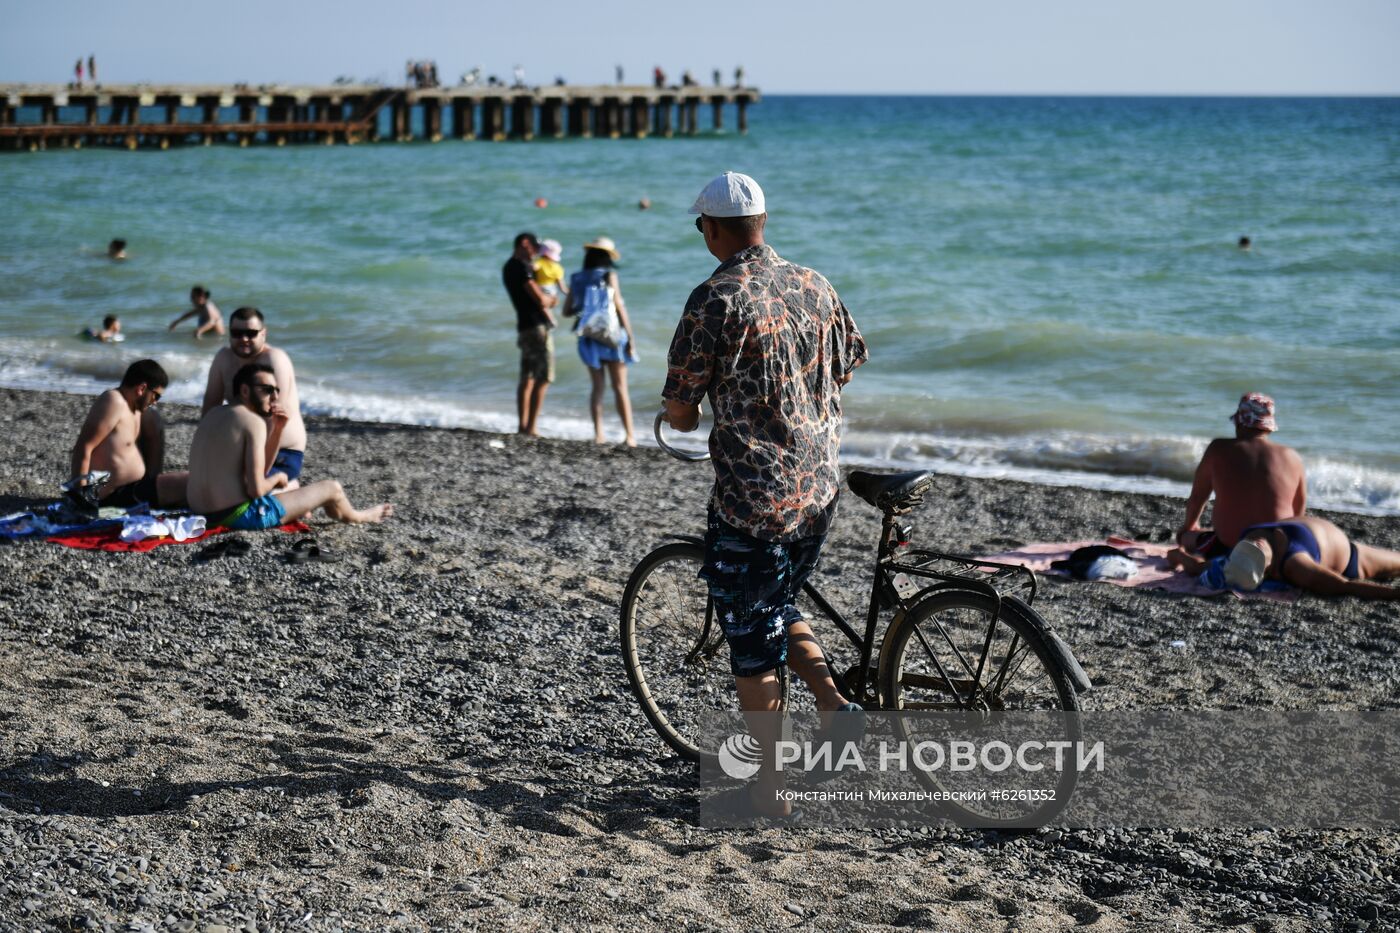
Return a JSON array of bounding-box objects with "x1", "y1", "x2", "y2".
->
[{"x1": 287, "y1": 538, "x2": 340, "y2": 564}]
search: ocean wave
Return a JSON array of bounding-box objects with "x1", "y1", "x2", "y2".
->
[{"x1": 4, "y1": 360, "x2": 1397, "y2": 517}]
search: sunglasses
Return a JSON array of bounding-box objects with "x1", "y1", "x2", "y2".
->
[
  {"x1": 694, "y1": 216, "x2": 705, "y2": 233},
  {"x1": 231, "y1": 328, "x2": 264, "y2": 340},
  {"x1": 251, "y1": 383, "x2": 280, "y2": 396}
]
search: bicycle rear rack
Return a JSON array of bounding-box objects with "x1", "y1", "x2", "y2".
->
[{"x1": 889, "y1": 548, "x2": 1039, "y2": 606}]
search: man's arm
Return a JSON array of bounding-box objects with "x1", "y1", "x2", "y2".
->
[
  {"x1": 1178, "y1": 445, "x2": 1217, "y2": 542},
  {"x1": 70, "y1": 394, "x2": 120, "y2": 480},
  {"x1": 1285, "y1": 559, "x2": 1400, "y2": 601},
  {"x1": 1291, "y1": 451, "x2": 1307, "y2": 516},
  {"x1": 241, "y1": 417, "x2": 286, "y2": 498},
  {"x1": 201, "y1": 354, "x2": 226, "y2": 415},
  {"x1": 527, "y1": 279, "x2": 557, "y2": 326}
]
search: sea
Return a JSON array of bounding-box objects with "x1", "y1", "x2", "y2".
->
[{"x1": 2, "y1": 95, "x2": 1398, "y2": 513}]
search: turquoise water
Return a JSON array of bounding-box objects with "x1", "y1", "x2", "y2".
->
[{"x1": 2, "y1": 96, "x2": 1399, "y2": 511}]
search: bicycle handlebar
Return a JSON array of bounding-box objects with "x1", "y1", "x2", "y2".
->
[{"x1": 653, "y1": 409, "x2": 711, "y2": 462}]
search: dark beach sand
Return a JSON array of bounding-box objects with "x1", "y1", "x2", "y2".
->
[{"x1": 1, "y1": 386, "x2": 1396, "y2": 931}]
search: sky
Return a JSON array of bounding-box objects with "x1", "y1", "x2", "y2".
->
[{"x1": 2, "y1": 0, "x2": 1398, "y2": 95}]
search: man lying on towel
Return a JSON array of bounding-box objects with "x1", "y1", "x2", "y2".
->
[
  {"x1": 186, "y1": 363, "x2": 392, "y2": 529},
  {"x1": 1223, "y1": 515, "x2": 1400, "y2": 601}
]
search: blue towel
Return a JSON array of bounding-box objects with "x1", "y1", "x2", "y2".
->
[{"x1": 1198, "y1": 556, "x2": 1291, "y2": 593}]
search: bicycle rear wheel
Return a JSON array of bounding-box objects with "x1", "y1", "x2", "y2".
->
[
  {"x1": 620, "y1": 541, "x2": 736, "y2": 764},
  {"x1": 880, "y1": 589, "x2": 1081, "y2": 827}
]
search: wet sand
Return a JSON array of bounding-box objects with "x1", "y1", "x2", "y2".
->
[{"x1": 1, "y1": 386, "x2": 1396, "y2": 931}]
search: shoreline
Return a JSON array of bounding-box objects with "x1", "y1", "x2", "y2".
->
[{"x1": 2, "y1": 384, "x2": 1398, "y2": 930}]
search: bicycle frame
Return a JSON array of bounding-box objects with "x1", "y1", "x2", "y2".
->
[{"x1": 797, "y1": 510, "x2": 1041, "y2": 708}]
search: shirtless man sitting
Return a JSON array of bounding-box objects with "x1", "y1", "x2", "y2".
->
[
  {"x1": 1224, "y1": 515, "x2": 1400, "y2": 601},
  {"x1": 169, "y1": 285, "x2": 225, "y2": 339},
  {"x1": 69, "y1": 359, "x2": 188, "y2": 508},
  {"x1": 1168, "y1": 392, "x2": 1306, "y2": 573},
  {"x1": 203, "y1": 307, "x2": 306, "y2": 490},
  {"x1": 187, "y1": 363, "x2": 391, "y2": 529}
]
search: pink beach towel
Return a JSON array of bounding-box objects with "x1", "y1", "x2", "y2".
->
[{"x1": 981, "y1": 536, "x2": 1300, "y2": 603}]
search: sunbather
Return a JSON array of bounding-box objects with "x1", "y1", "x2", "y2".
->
[
  {"x1": 187, "y1": 363, "x2": 391, "y2": 529},
  {"x1": 69, "y1": 359, "x2": 187, "y2": 508},
  {"x1": 1223, "y1": 515, "x2": 1400, "y2": 600}
]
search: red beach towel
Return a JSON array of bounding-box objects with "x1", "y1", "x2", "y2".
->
[{"x1": 47, "y1": 522, "x2": 310, "y2": 553}]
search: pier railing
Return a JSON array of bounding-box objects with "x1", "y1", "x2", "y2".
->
[{"x1": 0, "y1": 83, "x2": 761, "y2": 151}]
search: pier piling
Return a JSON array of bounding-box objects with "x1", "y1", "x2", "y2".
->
[{"x1": 0, "y1": 83, "x2": 760, "y2": 151}]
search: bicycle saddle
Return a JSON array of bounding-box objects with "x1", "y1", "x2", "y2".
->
[{"x1": 847, "y1": 470, "x2": 935, "y2": 513}]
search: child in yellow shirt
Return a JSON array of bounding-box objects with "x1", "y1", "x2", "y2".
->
[{"x1": 534, "y1": 240, "x2": 568, "y2": 321}]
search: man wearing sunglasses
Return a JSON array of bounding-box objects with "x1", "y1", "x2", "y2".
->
[
  {"x1": 69, "y1": 358, "x2": 189, "y2": 509},
  {"x1": 188, "y1": 363, "x2": 392, "y2": 529},
  {"x1": 202, "y1": 307, "x2": 307, "y2": 491}
]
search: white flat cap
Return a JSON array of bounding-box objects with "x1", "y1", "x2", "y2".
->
[{"x1": 688, "y1": 171, "x2": 766, "y2": 217}]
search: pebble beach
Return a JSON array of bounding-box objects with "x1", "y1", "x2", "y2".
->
[{"x1": 1, "y1": 385, "x2": 1398, "y2": 931}]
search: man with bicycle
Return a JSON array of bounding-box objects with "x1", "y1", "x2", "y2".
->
[{"x1": 663, "y1": 172, "x2": 867, "y2": 818}]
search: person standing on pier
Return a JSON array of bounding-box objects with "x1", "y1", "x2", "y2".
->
[
  {"x1": 74, "y1": 58, "x2": 83, "y2": 89},
  {"x1": 503, "y1": 232, "x2": 557, "y2": 437},
  {"x1": 88, "y1": 54, "x2": 96, "y2": 86}
]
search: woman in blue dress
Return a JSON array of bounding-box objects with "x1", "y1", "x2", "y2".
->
[{"x1": 566, "y1": 237, "x2": 638, "y2": 446}]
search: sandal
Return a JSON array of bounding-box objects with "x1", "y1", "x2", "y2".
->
[{"x1": 287, "y1": 538, "x2": 340, "y2": 564}]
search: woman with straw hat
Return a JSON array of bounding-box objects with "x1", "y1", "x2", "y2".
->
[{"x1": 565, "y1": 236, "x2": 638, "y2": 446}]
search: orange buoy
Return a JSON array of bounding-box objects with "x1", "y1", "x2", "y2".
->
[{"x1": 534, "y1": 197, "x2": 548, "y2": 208}]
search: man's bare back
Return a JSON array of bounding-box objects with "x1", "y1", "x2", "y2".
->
[
  {"x1": 187, "y1": 405, "x2": 263, "y2": 514},
  {"x1": 1193, "y1": 436, "x2": 1306, "y2": 546}
]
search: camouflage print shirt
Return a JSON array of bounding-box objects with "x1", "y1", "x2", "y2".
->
[{"x1": 663, "y1": 244, "x2": 868, "y2": 542}]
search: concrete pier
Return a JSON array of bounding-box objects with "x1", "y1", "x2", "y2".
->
[{"x1": 0, "y1": 83, "x2": 760, "y2": 152}]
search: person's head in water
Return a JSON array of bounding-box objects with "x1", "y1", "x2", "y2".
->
[
  {"x1": 1238, "y1": 236, "x2": 1252, "y2": 251},
  {"x1": 1230, "y1": 392, "x2": 1277, "y2": 438},
  {"x1": 107, "y1": 239, "x2": 127, "y2": 260},
  {"x1": 229, "y1": 307, "x2": 267, "y2": 360},
  {"x1": 232, "y1": 362, "x2": 279, "y2": 416},
  {"x1": 102, "y1": 315, "x2": 120, "y2": 335},
  {"x1": 190, "y1": 285, "x2": 211, "y2": 306}
]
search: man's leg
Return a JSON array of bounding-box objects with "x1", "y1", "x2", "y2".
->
[
  {"x1": 274, "y1": 480, "x2": 392, "y2": 524},
  {"x1": 156, "y1": 471, "x2": 189, "y2": 508},
  {"x1": 734, "y1": 671, "x2": 788, "y2": 816},
  {"x1": 1357, "y1": 543, "x2": 1400, "y2": 582},
  {"x1": 517, "y1": 378, "x2": 534, "y2": 434},
  {"x1": 138, "y1": 408, "x2": 166, "y2": 477},
  {"x1": 525, "y1": 381, "x2": 548, "y2": 436}
]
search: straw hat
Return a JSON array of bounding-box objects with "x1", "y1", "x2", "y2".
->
[{"x1": 583, "y1": 236, "x2": 620, "y2": 260}]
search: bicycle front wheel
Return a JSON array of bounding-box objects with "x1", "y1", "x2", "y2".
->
[
  {"x1": 880, "y1": 589, "x2": 1081, "y2": 827},
  {"x1": 620, "y1": 541, "x2": 737, "y2": 764}
]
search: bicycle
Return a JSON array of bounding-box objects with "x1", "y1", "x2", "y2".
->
[{"x1": 620, "y1": 412, "x2": 1094, "y2": 825}]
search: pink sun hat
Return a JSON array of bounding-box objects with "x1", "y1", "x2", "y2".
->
[
  {"x1": 1230, "y1": 392, "x2": 1278, "y2": 432},
  {"x1": 538, "y1": 239, "x2": 563, "y2": 262}
]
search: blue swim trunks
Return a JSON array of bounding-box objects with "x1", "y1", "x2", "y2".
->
[
  {"x1": 268, "y1": 449, "x2": 304, "y2": 482},
  {"x1": 208, "y1": 494, "x2": 287, "y2": 531},
  {"x1": 700, "y1": 511, "x2": 827, "y2": 678}
]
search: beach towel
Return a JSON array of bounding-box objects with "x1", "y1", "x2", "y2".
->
[
  {"x1": 980, "y1": 536, "x2": 1300, "y2": 603},
  {"x1": 47, "y1": 521, "x2": 310, "y2": 553}
]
